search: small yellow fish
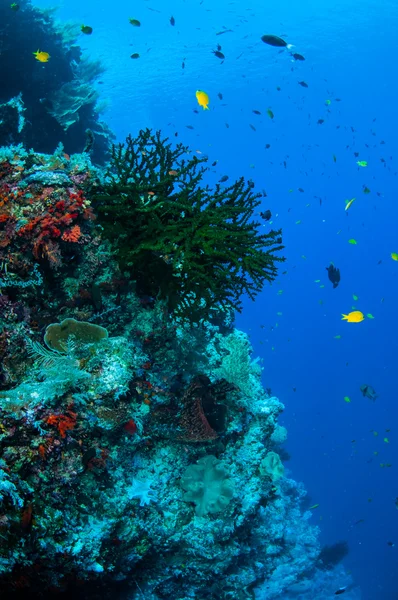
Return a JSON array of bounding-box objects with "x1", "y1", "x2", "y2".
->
[
  {"x1": 195, "y1": 90, "x2": 210, "y2": 110},
  {"x1": 384, "y1": 437, "x2": 389, "y2": 443},
  {"x1": 33, "y1": 49, "x2": 50, "y2": 63},
  {"x1": 366, "y1": 313, "x2": 375, "y2": 319},
  {"x1": 356, "y1": 160, "x2": 368, "y2": 167},
  {"x1": 345, "y1": 198, "x2": 356, "y2": 211},
  {"x1": 341, "y1": 311, "x2": 365, "y2": 323},
  {"x1": 348, "y1": 238, "x2": 357, "y2": 245},
  {"x1": 334, "y1": 335, "x2": 342, "y2": 339},
  {"x1": 325, "y1": 99, "x2": 331, "y2": 105},
  {"x1": 391, "y1": 253, "x2": 398, "y2": 261},
  {"x1": 309, "y1": 504, "x2": 319, "y2": 510},
  {"x1": 344, "y1": 396, "x2": 351, "y2": 403},
  {"x1": 353, "y1": 294, "x2": 358, "y2": 301}
]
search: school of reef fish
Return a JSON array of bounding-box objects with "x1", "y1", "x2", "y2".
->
[{"x1": 0, "y1": 0, "x2": 390, "y2": 599}]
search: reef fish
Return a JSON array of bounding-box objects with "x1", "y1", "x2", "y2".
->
[
  {"x1": 33, "y1": 49, "x2": 50, "y2": 63},
  {"x1": 341, "y1": 311, "x2": 365, "y2": 323},
  {"x1": 261, "y1": 34, "x2": 292, "y2": 48},
  {"x1": 360, "y1": 384, "x2": 378, "y2": 401},
  {"x1": 196, "y1": 90, "x2": 210, "y2": 110},
  {"x1": 326, "y1": 263, "x2": 340, "y2": 288},
  {"x1": 81, "y1": 25, "x2": 93, "y2": 34}
]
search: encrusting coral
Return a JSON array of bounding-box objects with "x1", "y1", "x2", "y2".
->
[{"x1": 94, "y1": 129, "x2": 285, "y2": 321}]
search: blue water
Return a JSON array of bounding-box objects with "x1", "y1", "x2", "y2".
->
[{"x1": 32, "y1": 0, "x2": 398, "y2": 597}]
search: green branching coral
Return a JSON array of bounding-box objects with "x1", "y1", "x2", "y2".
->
[{"x1": 94, "y1": 129, "x2": 285, "y2": 321}]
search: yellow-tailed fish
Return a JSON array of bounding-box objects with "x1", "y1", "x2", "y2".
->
[
  {"x1": 356, "y1": 160, "x2": 368, "y2": 167},
  {"x1": 341, "y1": 311, "x2": 365, "y2": 323},
  {"x1": 196, "y1": 90, "x2": 210, "y2": 110},
  {"x1": 33, "y1": 50, "x2": 50, "y2": 63}
]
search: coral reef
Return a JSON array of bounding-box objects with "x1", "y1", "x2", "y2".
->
[
  {"x1": 0, "y1": 144, "x2": 357, "y2": 600},
  {"x1": 94, "y1": 129, "x2": 285, "y2": 320},
  {"x1": 0, "y1": 0, "x2": 113, "y2": 162}
]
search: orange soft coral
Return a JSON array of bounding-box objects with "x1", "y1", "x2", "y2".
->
[{"x1": 61, "y1": 225, "x2": 81, "y2": 242}]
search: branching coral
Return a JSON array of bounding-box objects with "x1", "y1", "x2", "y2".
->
[{"x1": 94, "y1": 129, "x2": 285, "y2": 321}]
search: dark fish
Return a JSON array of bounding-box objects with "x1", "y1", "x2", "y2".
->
[
  {"x1": 252, "y1": 109, "x2": 261, "y2": 115},
  {"x1": 216, "y1": 29, "x2": 233, "y2": 35},
  {"x1": 265, "y1": 143, "x2": 271, "y2": 149},
  {"x1": 186, "y1": 125, "x2": 194, "y2": 129},
  {"x1": 360, "y1": 384, "x2": 377, "y2": 401},
  {"x1": 217, "y1": 92, "x2": 223, "y2": 100},
  {"x1": 220, "y1": 175, "x2": 229, "y2": 182},
  {"x1": 211, "y1": 161, "x2": 218, "y2": 167},
  {"x1": 387, "y1": 541, "x2": 395, "y2": 547},
  {"x1": 249, "y1": 124, "x2": 256, "y2": 131},
  {"x1": 298, "y1": 80, "x2": 308, "y2": 88},
  {"x1": 182, "y1": 60, "x2": 185, "y2": 69},
  {"x1": 260, "y1": 210, "x2": 271, "y2": 221},
  {"x1": 193, "y1": 109, "x2": 199, "y2": 114},
  {"x1": 130, "y1": 53, "x2": 140, "y2": 59},
  {"x1": 298, "y1": 188, "x2": 304, "y2": 192},
  {"x1": 291, "y1": 52, "x2": 305, "y2": 61},
  {"x1": 81, "y1": 25, "x2": 93, "y2": 35},
  {"x1": 261, "y1": 34, "x2": 290, "y2": 47},
  {"x1": 326, "y1": 263, "x2": 340, "y2": 288},
  {"x1": 170, "y1": 15, "x2": 175, "y2": 26},
  {"x1": 213, "y1": 50, "x2": 225, "y2": 59},
  {"x1": 334, "y1": 588, "x2": 346, "y2": 595},
  {"x1": 225, "y1": 123, "x2": 229, "y2": 128},
  {"x1": 129, "y1": 19, "x2": 141, "y2": 27},
  {"x1": 317, "y1": 119, "x2": 324, "y2": 125}
]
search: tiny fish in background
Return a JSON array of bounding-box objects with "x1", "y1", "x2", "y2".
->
[
  {"x1": 33, "y1": 49, "x2": 50, "y2": 62},
  {"x1": 261, "y1": 34, "x2": 293, "y2": 48}
]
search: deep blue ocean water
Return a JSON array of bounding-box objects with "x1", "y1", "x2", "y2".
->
[{"x1": 31, "y1": 0, "x2": 398, "y2": 597}]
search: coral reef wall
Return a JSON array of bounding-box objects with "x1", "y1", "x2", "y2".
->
[
  {"x1": 0, "y1": 139, "x2": 358, "y2": 600},
  {"x1": 0, "y1": 0, "x2": 113, "y2": 163}
]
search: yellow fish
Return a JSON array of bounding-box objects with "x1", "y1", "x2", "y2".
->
[
  {"x1": 345, "y1": 198, "x2": 356, "y2": 211},
  {"x1": 33, "y1": 49, "x2": 50, "y2": 63},
  {"x1": 391, "y1": 253, "x2": 398, "y2": 261},
  {"x1": 341, "y1": 311, "x2": 365, "y2": 323},
  {"x1": 195, "y1": 90, "x2": 210, "y2": 110}
]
